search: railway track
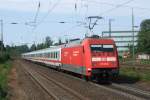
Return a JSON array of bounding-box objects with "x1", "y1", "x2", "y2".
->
[
  {"x1": 111, "y1": 83, "x2": 150, "y2": 99},
  {"x1": 21, "y1": 63, "x2": 60, "y2": 100},
  {"x1": 21, "y1": 60, "x2": 150, "y2": 100},
  {"x1": 35, "y1": 70, "x2": 89, "y2": 100},
  {"x1": 35, "y1": 66, "x2": 150, "y2": 100},
  {"x1": 21, "y1": 62, "x2": 88, "y2": 100},
  {"x1": 89, "y1": 82, "x2": 146, "y2": 100}
]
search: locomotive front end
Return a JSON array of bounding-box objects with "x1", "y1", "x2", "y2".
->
[
  {"x1": 91, "y1": 44, "x2": 119, "y2": 78},
  {"x1": 83, "y1": 38, "x2": 119, "y2": 80}
]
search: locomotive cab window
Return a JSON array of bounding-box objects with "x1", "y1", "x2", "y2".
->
[{"x1": 91, "y1": 44, "x2": 114, "y2": 52}]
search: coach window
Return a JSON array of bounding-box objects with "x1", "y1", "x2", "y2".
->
[
  {"x1": 54, "y1": 52, "x2": 55, "y2": 58},
  {"x1": 47, "y1": 53, "x2": 49, "y2": 58},
  {"x1": 51, "y1": 52, "x2": 53, "y2": 58},
  {"x1": 45, "y1": 53, "x2": 47, "y2": 58},
  {"x1": 43, "y1": 53, "x2": 45, "y2": 57},
  {"x1": 50, "y1": 53, "x2": 52, "y2": 58},
  {"x1": 49, "y1": 53, "x2": 51, "y2": 58},
  {"x1": 47, "y1": 53, "x2": 48, "y2": 58},
  {"x1": 50, "y1": 52, "x2": 52, "y2": 58},
  {"x1": 44, "y1": 53, "x2": 45, "y2": 57},
  {"x1": 56, "y1": 52, "x2": 57, "y2": 59},
  {"x1": 55, "y1": 52, "x2": 56, "y2": 58},
  {"x1": 46, "y1": 53, "x2": 48, "y2": 58},
  {"x1": 52, "y1": 52, "x2": 54, "y2": 58},
  {"x1": 56, "y1": 52, "x2": 58, "y2": 59},
  {"x1": 53, "y1": 52, "x2": 55, "y2": 58},
  {"x1": 54, "y1": 52, "x2": 56, "y2": 59},
  {"x1": 55, "y1": 52, "x2": 57, "y2": 59},
  {"x1": 55, "y1": 52, "x2": 56, "y2": 59}
]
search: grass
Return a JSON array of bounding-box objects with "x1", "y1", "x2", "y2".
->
[
  {"x1": 139, "y1": 60, "x2": 150, "y2": 65},
  {"x1": 0, "y1": 61, "x2": 12, "y2": 100},
  {"x1": 120, "y1": 66, "x2": 150, "y2": 82}
]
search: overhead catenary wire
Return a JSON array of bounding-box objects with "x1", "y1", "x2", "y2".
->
[
  {"x1": 85, "y1": 0, "x2": 135, "y2": 32},
  {"x1": 60, "y1": 23, "x2": 84, "y2": 34},
  {"x1": 99, "y1": 0, "x2": 135, "y2": 16},
  {"x1": 30, "y1": 0, "x2": 143, "y2": 41},
  {"x1": 37, "y1": 0, "x2": 62, "y2": 26},
  {"x1": 28, "y1": 0, "x2": 61, "y2": 31},
  {"x1": 88, "y1": 0, "x2": 150, "y2": 12},
  {"x1": 33, "y1": 2, "x2": 41, "y2": 24}
]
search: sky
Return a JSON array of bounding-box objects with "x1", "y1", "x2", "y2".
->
[{"x1": 0, "y1": 0, "x2": 150, "y2": 46}]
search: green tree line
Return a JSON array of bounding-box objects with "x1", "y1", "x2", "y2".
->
[
  {"x1": 0, "y1": 36, "x2": 63, "y2": 58},
  {"x1": 137, "y1": 19, "x2": 150, "y2": 54}
]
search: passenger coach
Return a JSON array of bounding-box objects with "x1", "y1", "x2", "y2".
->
[{"x1": 22, "y1": 38, "x2": 119, "y2": 81}]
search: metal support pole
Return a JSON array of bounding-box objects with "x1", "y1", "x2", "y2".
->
[
  {"x1": 0, "y1": 19, "x2": 3, "y2": 52},
  {"x1": 132, "y1": 8, "x2": 135, "y2": 64},
  {"x1": 109, "y1": 19, "x2": 112, "y2": 38},
  {"x1": 102, "y1": 32, "x2": 104, "y2": 38}
]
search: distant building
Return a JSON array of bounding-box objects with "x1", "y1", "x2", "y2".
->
[
  {"x1": 102, "y1": 30, "x2": 139, "y2": 55},
  {"x1": 137, "y1": 53, "x2": 150, "y2": 60}
]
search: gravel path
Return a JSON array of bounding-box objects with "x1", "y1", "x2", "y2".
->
[{"x1": 8, "y1": 60, "x2": 52, "y2": 100}]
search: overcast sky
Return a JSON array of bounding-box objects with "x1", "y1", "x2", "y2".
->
[{"x1": 0, "y1": 0, "x2": 150, "y2": 46}]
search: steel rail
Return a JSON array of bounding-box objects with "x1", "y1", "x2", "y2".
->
[
  {"x1": 35, "y1": 70, "x2": 89, "y2": 100},
  {"x1": 89, "y1": 82, "x2": 146, "y2": 100},
  {"x1": 112, "y1": 83, "x2": 150, "y2": 99},
  {"x1": 22, "y1": 60, "x2": 149, "y2": 100},
  {"x1": 21, "y1": 64, "x2": 60, "y2": 100}
]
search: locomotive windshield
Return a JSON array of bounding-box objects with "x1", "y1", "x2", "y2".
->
[{"x1": 91, "y1": 44, "x2": 114, "y2": 52}]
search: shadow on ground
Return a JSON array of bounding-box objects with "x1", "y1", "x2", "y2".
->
[
  {"x1": 112, "y1": 75, "x2": 140, "y2": 84},
  {"x1": 0, "y1": 86, "x2": 7, "y2": 99}
]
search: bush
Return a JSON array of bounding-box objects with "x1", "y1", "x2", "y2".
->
[
  {"x1": 0, "y1": 85, "x2": 7, "y2": 100},
  {"x1": 0, "y1": 61, "x2": 11, "y2": 100},
  {"x1": 0, "y1": 53, "x2": 10, "y2": 63}
]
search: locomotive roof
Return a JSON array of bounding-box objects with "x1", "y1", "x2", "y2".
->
[
  {"x1": 63, "y1": 39, "x2": 82, "y2": 48},
  {"x1": 22, "y1": 45, "x2": 62, "y2": 55}
]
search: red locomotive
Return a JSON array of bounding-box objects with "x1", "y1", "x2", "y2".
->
[{"x1": 22, "y1": 37, "x2": 119, "y2": 81}]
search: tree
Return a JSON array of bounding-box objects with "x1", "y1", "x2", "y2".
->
[
  {"x1": 137, "y1": 19, "x2": 150, "y2": 54},
  {"x1": 45, "y1": 36, "x2": 53, "y2": 48},
  {"x1": 36, "y1": 43, "x2": 45, "y2": 50},
  {"x1": 20, "y1": 45, "x2": 29, "y2": 53},
  {"x1": 30, "y1": 44, "x2": 36, "y2": 51},
  {"x1": 58, "y1": 38, "x2": 62, "y2": 45}
]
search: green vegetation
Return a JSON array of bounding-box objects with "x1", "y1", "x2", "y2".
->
[
  {"x1": 120, "y1": 67, "x2": 150, "y2": 81},
  {"x1": 0, "y1": 53, "x2": 10, "y2": 63},
  {"x1": 137, "y1": 19, "x2": 150, "y2": 54},
  {"x1": 0, "y1": 61, "x2": 12, "y2": 100},
  {"x1": 30, "y1": 36, "x2": 54, "y2": 51},
  {"x1": 139, "y1": 60, "x2": 150, "y2": 65}
]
